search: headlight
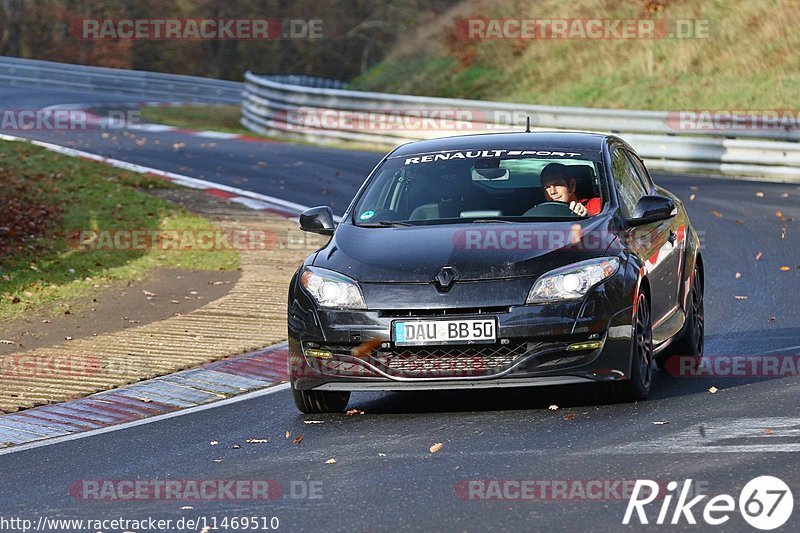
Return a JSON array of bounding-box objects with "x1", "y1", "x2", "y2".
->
[
  {"x1": 526, "y1": 257, "x2": 620, "y2": 304},
  {"x1": 300, "y1": 266, "x2": 366, "y2": 309}
]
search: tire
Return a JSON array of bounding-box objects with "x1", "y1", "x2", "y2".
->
[
  {"x1": 655, "y1": 265, "x2": 704, "y2": 371},
  {"x1": 612, "y1": 292, "x2": 654, "y2": 402},
  {"x1": 291, "y1": 384, "x2": 350, "y2": 414}
]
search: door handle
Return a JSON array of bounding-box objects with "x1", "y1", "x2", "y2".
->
[{"x1": 668, "y1": 230, "x2": 677, "y2": 244}]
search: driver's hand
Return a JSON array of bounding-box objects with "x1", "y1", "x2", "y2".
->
[{"x1": 568, "y1": 201, "x2": 588, "y2": 216}]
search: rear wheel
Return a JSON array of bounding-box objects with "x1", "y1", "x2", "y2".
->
[
  {"x1": 291, "y1": 384, "x2": 350, "y2": 414},
  {"x1": 613, "y1": 292, "x2": 654, "y2": 402},
  {"x1": 656, "y1": 265, "x2": 704, "y2": 371}
]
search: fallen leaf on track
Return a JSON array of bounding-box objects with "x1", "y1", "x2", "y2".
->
[
  {"x1": 548, "y1": 404, "x2": 559, "y2": 411},
  {"x1": 429, "y1": 443, "x2": 443, "y2": 453},
  {"x1": 735, "y1": 272, "x2": 742, "y2": 279},
  {"x1": 711, "y1": 210, "x2": 724, "y2": 218},
  {"x1": 563, "y1": 414, "x2": 577, "y2": 421},
  {"x1": 734, "y1": 296, "x2": 748, "y2": 300},
  {"x1": 755, "y1": 251, "x2": 763, "y2": 261},
  {"x1": 181, "y1": 506, "x2": 193, "y2": 510},
  {"x1": 209, "y1": 441, "x2": 219, "y2": 446},
  {"x1": 765, "y1": 428, "x2": 773, "y2": 435},
  {"x1": 781, "y1": 193, "x2": 790, "y2": 198},
  {"x1": 652, "y1": 421, "x2": 670, "y2": 425},
  {"x1": 351, "y1": 339, "x2": 383, "y2": 358},
  {"x1": 780, "y1": 266, "x2": 791, "y2": 271},
  {"x1": 775, "y1": 211, "x2": 786, "y2": 221},
  {"x1": 689, "y1": 193, "x2": 696, "y2": 201},
  {"x1": 303, "y1": 420, "x2": 324, "y2": 424},
  {"x1": 346, "y1": 409, "x2": 365, "y2": 416},
  {"x1": 756, "y1": 192, "x2": 764, "y2": 198},
  {"x1": 325, "y1": 458, "x2": 336, "y2": 464},
  {"x1": 246, "y1": 438, "x2": 270, "y2": 443},
  {"x1": 293, "y1": 435, "x2": 304, "y2": 445},
  {"x1": 708, "y1": 386, "x2": 718, "y2": 394}
]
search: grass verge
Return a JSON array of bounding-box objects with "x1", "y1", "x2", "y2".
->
[{"x1": 0, "y1": 140, "x2": 240, "y2": 321}]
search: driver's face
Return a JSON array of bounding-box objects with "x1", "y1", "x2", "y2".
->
[{"x1": 542, "y1": 176, "x2": 572, "y2": 202}]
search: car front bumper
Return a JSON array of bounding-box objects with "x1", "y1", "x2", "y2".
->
[{"x1": 288, "y1": 267, "x2": 637, "y2": 392}]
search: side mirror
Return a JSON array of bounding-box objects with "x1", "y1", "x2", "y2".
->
[
  {"x1": 628, "y1": 195, "x2": 676, "y2": 226},
  {"x1": 299, "y1": 206, "x2": 336, "y2": 236}
]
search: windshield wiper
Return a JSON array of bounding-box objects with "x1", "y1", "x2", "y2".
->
[
  {"x1": 468, "y1": 219, "x2": 514, "y2": 224},
  {"x1": 361, "y1": 220, "x2": 415, "y2": 227}
]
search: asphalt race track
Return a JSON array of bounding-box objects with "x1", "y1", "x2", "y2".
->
[{"x1": 1, "y1": 86, "x2": 799, "y2": 531}]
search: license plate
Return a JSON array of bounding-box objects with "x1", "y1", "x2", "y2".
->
[{"x1": 392, "y1": 318, "x2": 497, "y2": 346}]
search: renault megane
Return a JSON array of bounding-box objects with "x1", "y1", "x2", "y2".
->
[{"x1": 287, "y1": 132, "x2": 704, "y2": 413}]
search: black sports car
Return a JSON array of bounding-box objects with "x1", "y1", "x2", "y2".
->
[{"x1": 287, "y1": 132, "x2": 704, "y2": 413}]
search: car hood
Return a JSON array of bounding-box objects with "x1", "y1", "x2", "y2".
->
[{"x1": 312, "y1": 215, "x2": 618, "y2": 283}]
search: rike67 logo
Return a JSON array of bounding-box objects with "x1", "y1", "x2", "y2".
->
[{"x1": 624, "y1": 476, "x2": 793, "y2": 530}]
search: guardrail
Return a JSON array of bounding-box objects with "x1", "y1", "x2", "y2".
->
[
  {"x1": 0, "y1": 56, "x2": 242, "y2": 104},
  {"x1": 242, "y1": 71, "x2": 800, "y2": 180}
]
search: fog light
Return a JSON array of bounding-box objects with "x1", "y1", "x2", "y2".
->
[
  {"x1": 305, "y1": 349, "x2": 332, "y2": 359},
  {"x1": 566, "y1": 341, "x2": 603, "y2": 352}
]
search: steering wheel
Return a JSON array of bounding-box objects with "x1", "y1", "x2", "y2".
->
[{"x1": 522, "y1": 201, "x2": 579, "y2": 217}]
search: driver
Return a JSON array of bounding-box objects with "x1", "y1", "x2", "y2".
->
[{"x1": 540, "y1": 163, "x2": 601, "y2": 216}]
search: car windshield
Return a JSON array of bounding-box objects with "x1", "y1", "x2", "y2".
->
[{"x1": 352, "y1": 149, "x2": 604, "y2": 226}]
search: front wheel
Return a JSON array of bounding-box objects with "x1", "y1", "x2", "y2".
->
[
  {"x1": 656, "y1": 264, "x2": 704, "y2": 371},
  {"x1": 612, "y1": 292, "x2": 654, "y2": 402},
  {"x1": 291, "y1": 384, "x2": 350, "y2": 414}
]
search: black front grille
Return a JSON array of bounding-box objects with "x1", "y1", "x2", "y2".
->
[
  {"x1": 375, "y1": 342, "x2": 528, "y2": 377},
  {"x1": 304, "y1": 338, "x2": 597, "y2": 379},
  {"x1": 378, "y1": 307, "x2": 510, "y2": 318}
]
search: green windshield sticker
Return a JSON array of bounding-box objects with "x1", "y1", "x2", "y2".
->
[{"x1": 359, "y1": 210, "x2": 375, "y2": 220}]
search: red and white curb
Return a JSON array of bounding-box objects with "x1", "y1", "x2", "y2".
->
[{"x1": 0, "y1": 343, "x2": 290, "y2": 449}]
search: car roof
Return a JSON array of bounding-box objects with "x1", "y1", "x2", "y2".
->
[{"x1": 389, "y1": 131, "x2": 611, "y2": 157}]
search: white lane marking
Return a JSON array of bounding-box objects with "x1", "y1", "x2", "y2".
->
[
  {"x1": 127, "y1": 123, "x2": 179, "y2": 132},
  {"x1": 0, "y1": 383, "x2": 290, "y2": 457},
  {"x1": 230, "y1": 196, "x2": 286, "y2": 210},
  {"x1": 0, "y1": 132, "x2": 314, "y2": 215},
  {"x1": 761, "y1": 345, "x2": 800, "y2": 354},
  {"x1": 193, "y1": 131, "x2": 241, "y2": 139},
  {"x1": 595, "y1": 417, "x2": 800, "y2": 454}
]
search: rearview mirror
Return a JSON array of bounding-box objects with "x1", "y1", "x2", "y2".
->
[
  {"x1": 299, "y1": 206, "x2": 336, "y2": 236},
  {"x1": 628, "y1": 195, "x2": 676, "y2": 226}
]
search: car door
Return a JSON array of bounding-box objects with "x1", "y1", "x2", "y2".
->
[
  {"x1": 608, "y1": 146, "x2": 675, "y2": 324},
  {"x1": 625, "y1": 150, "x2": 687, "y2": 319}
]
